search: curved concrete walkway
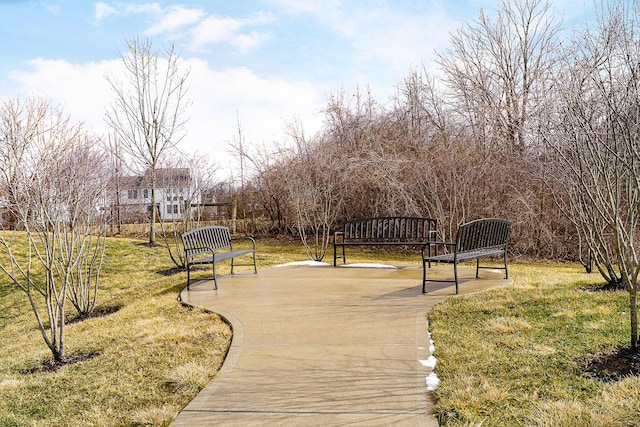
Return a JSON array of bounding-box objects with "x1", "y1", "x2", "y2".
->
[{"x1": 172, "y1": 263, "x2": 511, "y2": 426}]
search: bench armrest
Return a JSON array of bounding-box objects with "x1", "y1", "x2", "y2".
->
[
  {"x1": 230, "y1": 236, "x2": 257, "y2": 251},
  {"x1": 423, "y1": 240, "x2": 454, "y2": 252},
  {"x1": 333, "y1": 231, "x2": 344, "y2": 245}
]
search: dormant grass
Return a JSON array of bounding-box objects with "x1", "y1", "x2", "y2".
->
[
  {"x1": 0, "y1": 235, "x2": 233, "y2": 426},
  {"x1": 3, "y1": 237, "x2": 638, "y2": 426},
  {"x1": 429, "y1": 262, "x2": 640, "y2": 426}
]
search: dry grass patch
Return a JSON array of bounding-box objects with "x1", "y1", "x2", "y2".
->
[
  {"x1": 0, "y1": 236, "x2": 233, "y2": 426},
  {"x1": 167, "y1": 361, "x2": 212, "y2": 394},
  {"x1": 430, "y1": 262, "x2": 639, "y2": 426},
  {"x1": 483, "y1": 316, "x2": 532, "y2": 334}
]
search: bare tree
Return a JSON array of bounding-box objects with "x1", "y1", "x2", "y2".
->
[
  {"x1": 284, "y1": 125, "x2": 347, "y2": 261},
  {"x1": 393, "y1": 67, "x2": 453, "y2": 149},
  {"x1": 438, "y1": 0, "x2": 561, "y2": 153},
  {"x1": 106, "y1": 36, "x2": 191, "y2": 245},
  {"x1": 0, "y1": 98, "x2": 108, "y2": 362},
  {"x1": 228, "y1": 122, "x2": 292, "y2": 234},
  {"x1": 543, "y1": 0, "x2": 640, "y2": 348},
  {"x1": 0, "y1": 97, "x2": 48, "y2": 229},
  {"x1": 104, "y1": 133, "x2": 127, "y2": 235},
  {"x1": 64, "y1": 138, "x2": 109, "y2": 317}
]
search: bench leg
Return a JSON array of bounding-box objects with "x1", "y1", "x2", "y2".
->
[
  {"x1": 212, "y1": 262, "x2": 218, "y2": 290},
  {"x1": 454, "y1": 262, "x2": 459, "y2": 295},
  {"x1": 230, "y1": 253, "x2": 258, "y2": 276},
  {"x1": 422, "y1": 255, "x2": 427, "y2": 293},
  {"x1": 186, "y1": 264, "x2": 191, "y2": 290},
  {"x1": 252, "y1": 251, "x2": 257, "y2": 274},
  {"x1": 422, "y1": 263, "x2": 459, "y2": 294},
  {"x1": 504, "y1": 252, "x2": 509, "y2": 279},
  {"x1": 333, "y1": 244, "x2": 346, "y2": 266}
]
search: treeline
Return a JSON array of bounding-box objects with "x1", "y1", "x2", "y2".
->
[{"x1": 230, "y1": 0, "x2": 604, "y2": 262}]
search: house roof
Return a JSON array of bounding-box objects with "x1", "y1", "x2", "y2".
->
[{"x1": 121, "y1": 168, "x2": 193, "y2": 190}]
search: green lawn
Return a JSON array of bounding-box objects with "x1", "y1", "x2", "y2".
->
[
  {"x1": 0, "y1": 236, "x2": 236, "y2": 427},
  {"x1": 0, "y1": 237, "x2": 638, "y2": 426},
  {"x1": 429, "y1": 262, "x2": 640, "y2": 426}
]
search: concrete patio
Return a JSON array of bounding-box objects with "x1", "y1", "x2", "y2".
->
[{"x1": 171, "y1": 262, "x2": 511, "y2": 426}]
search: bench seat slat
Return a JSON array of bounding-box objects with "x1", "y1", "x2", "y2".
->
[
  {"x1": 426, "y1": 248, "x2": 505, "y2": 263},
  {"x1": 188, "y1": 249, "x2": 255, "y2": 265},
  {"x1": 338, "y1": 241, "x2": 433, "y2": 246}
]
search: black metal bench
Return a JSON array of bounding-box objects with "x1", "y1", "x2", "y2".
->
[
  {"x1": 334, "y1": 217, "x2": 438, "y2": 266},
  {"x1": 181, "y1": 225, "x2": 257, "y2": 290},
  {"x1": 422, "y1": 218, "x2": 510, "y2": 294}
]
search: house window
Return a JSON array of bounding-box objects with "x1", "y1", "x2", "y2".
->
[
  {"x1": 143, "y1": 189, "x2": 149, "y2": 199},
  {"x1": 128, "y1": 189, "x2": 138, "y2": 199},
  {"x1": 173, "y1": 205, "x2": 179, "y2": 214},
  {"x1": 167, "y1": 205, "x2": 172, "y2": 214}
]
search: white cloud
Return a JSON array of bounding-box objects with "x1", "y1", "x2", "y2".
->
[
  {"x1": 191, "y1": 16, "x2": 242, "y2": 46},
  {"x1": 145, "y1": 5, "x2": 206, "y2": 36},
  {"x1": 7, "y1": 57, "x2": 325, "y2": 177},
  {"x1": 266, "y1": 0, "x2": 341, "y2": 15},
  {"x1": 94, "y1": 3, "x2": 273, "y2": 54},
  {"x1": 94, "y1": 2, "x2": 118, "y2": 21},
  {"x1": 8, "y1": 58, "x2": 117, "y2": 135},
  {"x1": 185, "y1": 59, "x2": 323, "y2": 158},
  {"x1": 124, "y1": 3, "x2": 164, "y2": 15},
  {"x1": 190, "y1": 13, "x2": 274, "y2": 53}
]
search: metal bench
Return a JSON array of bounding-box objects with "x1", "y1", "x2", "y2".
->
[
  {"x1": 181, "y1": 225, "x2": 257, "y2": 290},
  {"x1": 334, "y1": 217, "x2": 438, "y2": 266},
  {"x1": 422, "y1": 218, "x2": 510, "y2": 294}
]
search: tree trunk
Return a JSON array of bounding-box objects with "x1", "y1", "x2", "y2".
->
[
  {"x1": 631, "y1": 290, "x2": 638, "y2": 349},
  {"x1": 150, "y1": 168, "x2": 157, "y2": 245}
]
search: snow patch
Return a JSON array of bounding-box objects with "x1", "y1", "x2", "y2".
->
[
  {"x1": 339, "y1": 263, "x2": 397, "y2": 269},
  {"x1": 426, "y1": 373, "x2": 440, "y2": 391},
  {"x1": 420, "y1": 355, "x2": 437, "y2": 369},
  {"x1": 423, "y1": 327, "x2": 440, "y2": 391},
  {"x1": 274, "y1": 261, "x2": 330, "y2": 267}
]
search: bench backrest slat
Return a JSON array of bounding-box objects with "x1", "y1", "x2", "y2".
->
[
  {"x1": 456, "y1": 218, "x2": 510, "y2": 253},
  {"x1": 181, "y1": 226, "x2": 232, "y2": 259},
  {"x1": 343, "y1": 217, "x2": 437, "y2": 242}
]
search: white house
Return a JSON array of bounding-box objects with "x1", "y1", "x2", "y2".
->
[{"x1": 118, "y1": 168, "x2": 200, "y2": 221}]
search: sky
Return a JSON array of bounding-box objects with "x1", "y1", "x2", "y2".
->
[{"x1": 0, "y1": 0, "x2": 592, "y2": 178}]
